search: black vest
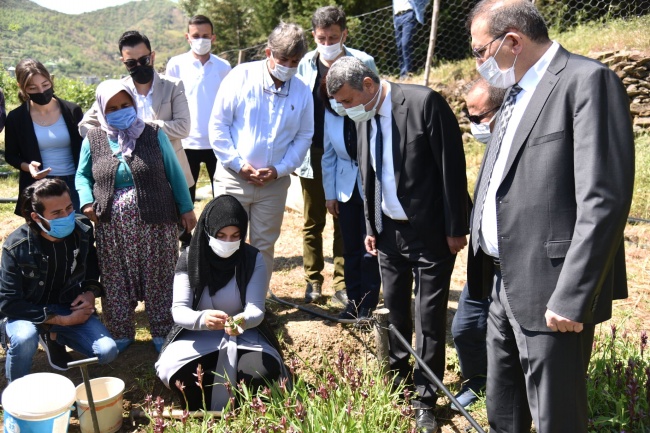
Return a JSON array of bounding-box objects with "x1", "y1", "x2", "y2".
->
[{"x1": 87, "y1": 124, "x2": 178, "y2": 224}]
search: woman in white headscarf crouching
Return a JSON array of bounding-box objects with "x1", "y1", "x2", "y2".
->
[
  {"x1": 75, "y1": 80, "x2": 196, "y2": 354},
  {"x1": 156, "y1": 194, "x2": 286, "y2": 411}
]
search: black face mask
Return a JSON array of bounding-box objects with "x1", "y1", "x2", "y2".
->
[
  {"x1": 28, "y1": 87, "x2": 54, "y2": 106},
  {"x1": 129, "y1": 65, "x2": 154, "y2": 84}
]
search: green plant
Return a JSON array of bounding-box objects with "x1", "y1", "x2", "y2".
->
[
  {"x1": 142, "y1": 349, "x2": 416, "y2": 432},
  {"x1": 587, "y1": 325, "x2": 650, "y2": 432}
]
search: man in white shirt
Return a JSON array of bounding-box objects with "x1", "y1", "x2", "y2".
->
[
  {"x1": 210, "y1": 22, "x2": 314, "y2": 283},
  {"x1": 79, "y1": 31, "x2": 194, "y2": 192},
  {"x1": 467, "y1": 1, "x2": 634, "y2": 432},
  {"x1": 166, "y1": 15, "x2": 231, "y2": 202}
]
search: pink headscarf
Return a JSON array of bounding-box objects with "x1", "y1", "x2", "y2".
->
[{"x1": 94, "y1": 79, "x2": 145, "y2": 157}]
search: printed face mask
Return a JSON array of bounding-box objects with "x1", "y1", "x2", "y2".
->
[
  {"x1": 37, "y1": 212, "x2": 76, "y2": 239},
  {"x1": 477, "y1": 36, "x2": 518, "y2": 89},
  {"x1": 190, "y1": 38, "x2": 212, "y2": 56},
  {"x1": 208, "y1": 235, "x2": 241, "y2": 258},
  {"x1": 345, "y1": 83, "x2": 382, "y2": 123},
  {"x1": 106, "y1": 106, "x2": 137, "y2": 130}
]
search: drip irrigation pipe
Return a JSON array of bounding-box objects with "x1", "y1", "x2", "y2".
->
[
  {"x1": 388, "y1": 324, "x2": 486, "y2": 433},
  {"x1": 267, "y1": 289, "x2": 486, "y2": 431}
]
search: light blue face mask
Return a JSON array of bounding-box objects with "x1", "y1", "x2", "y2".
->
[
  {"x1": 106, "y1": 106, "x2": 137, "y2": 130},
  {"x1": 37, "y1": 212, "x2": 76, "y2": 239},
  {"x1": 345, "y1": 83, "x2": 382, "y2": 123}
]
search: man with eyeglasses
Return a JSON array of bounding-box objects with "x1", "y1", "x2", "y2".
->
[
  {"x1": 295, "y1": 6, "x2": 378, "y2": 307},
  {"x1": 209, "y1": 22, "x2": 313, "y2": 284},
  {"x1": 166, "y1": 15, "x2": 231, "y2": 203},
  {"x1": 466, "y1": 1, "x2": 633, "y2": 432},
  {"x1": 450, "y1": 78, "x2": 505, "y2": 412},
  {"x1": 79, "y1": 31, "x2": 194, "y2": 194}
]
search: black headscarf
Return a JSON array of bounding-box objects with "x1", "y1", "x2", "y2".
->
[{"x1": 187, "y1": 194, "x2": 249, "y2": 296}]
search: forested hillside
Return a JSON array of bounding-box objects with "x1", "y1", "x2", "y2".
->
[{"x1": 0, "y1": 0, "x2": 189, "y2": 77}]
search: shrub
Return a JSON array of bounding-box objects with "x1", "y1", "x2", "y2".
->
[
  {"x1": 141, "y1": 349, "x2": 416, "y2": 433},
  {"x1": 587, "y1": 325, "x2": 650, "y2": 432}
]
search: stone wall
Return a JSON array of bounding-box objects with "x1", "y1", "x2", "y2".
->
[{"x1": 595, "y1": 50, "x2": 650, "y2": 132}]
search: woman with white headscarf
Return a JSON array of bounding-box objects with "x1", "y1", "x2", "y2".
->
[{"x1": 75, "y1": 80, "x2": 196, "y2": 353}]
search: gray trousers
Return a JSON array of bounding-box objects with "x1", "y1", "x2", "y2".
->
[{"x1": 486, "y1": 267, "x2": 595, "y2": 433}]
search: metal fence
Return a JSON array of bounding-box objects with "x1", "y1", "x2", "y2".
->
[{"x1": 216, "y1": 0, "x2": 649, "y2": 78}]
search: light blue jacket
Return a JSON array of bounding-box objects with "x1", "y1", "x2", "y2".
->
[
  {"x1": 321, "y1": 111, "x2": 363, "y2": 203},
  {"x1": 295, "y1": 46, "x2": 379, "y2": 179}
]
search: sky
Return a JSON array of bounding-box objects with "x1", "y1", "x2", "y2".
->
[{"x1": 30, "y1": 0, "x2": 177, "y2": 15}]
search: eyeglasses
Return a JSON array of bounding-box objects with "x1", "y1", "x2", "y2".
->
[
  {"x1": 122, "y1": 54, "x2": 152, "y2": 69},
  {"x1": 471, "y1": 33, "x2": 506, "y2": 59},
  {"x1": 463, "y1": 106, "x2": 500, "y2": 125},
  {"x1": 263, "y1": 77, "x2": 291, "y2": 98}
]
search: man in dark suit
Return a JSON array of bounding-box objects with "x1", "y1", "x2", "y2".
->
[
  {"x1": 327, "y1": 57, "x2": 469, "y2": 433},
  {"x1": 467, "y1": 1, "x2": 634, "y2": 432}
]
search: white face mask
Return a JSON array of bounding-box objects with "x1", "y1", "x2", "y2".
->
[
  {"x1": 317, "y1": 42, "x2": 343, "y2": 62},
  {"x1": 477, "y1": 36, "x2": 518, "y2": 89},
  {"x1": 346, "y1": 82, "x2": 382, "y2": 123},
  {"x1": 329, "y1": 98, "x2": 348, "y2": 117},
  {"x1": 208, "y1": 235, "x2": 241, "y2": 258},
  {"x1": 190, "y1": 38, "x2": 212, "y2": 56},
  {"x1": 470, "y1": 121, "x2": 492, "y2": 144},
  {"x1": 269, "y1": 55, "x2": 298, "y2": 82}
]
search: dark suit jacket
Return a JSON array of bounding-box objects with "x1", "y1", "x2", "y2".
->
[
  {"x1": 5, "y1": 97, "x2": 84, "y2": 215},
  {"x1": 358, "y1": 82, "x2": 470, "y2": 258},
  {"x1": 467, "y1": 46, "x2": 634, "y2": 331}
]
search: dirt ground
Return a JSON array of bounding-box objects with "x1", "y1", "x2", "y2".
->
[{"x1": 1, "y1": 208, "x2": 648, "y2": 432}]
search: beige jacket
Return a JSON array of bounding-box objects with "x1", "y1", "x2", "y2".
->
[{"x1": 78, "y1": 72, "x2": 194, "y2": 187}]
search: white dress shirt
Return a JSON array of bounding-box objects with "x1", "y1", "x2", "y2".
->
[
  {"x1": 393, "y1": 0, "x2": 412, "y2": 14},
  {"x1": 209, "y1": 60, "x2": 314, "y2": 178},
  {"x1": 166, "y1": 51, "x2": 231, "y2": 150},
  {"x1": 126, "y1": 80, "x2": 155, "y2": 122},
  {"x1": 479, "y1": 41, "x2": 560, "y2": 257},
  {"x1": 369, "y1": 81, "x2": 408, "y2": 221}
]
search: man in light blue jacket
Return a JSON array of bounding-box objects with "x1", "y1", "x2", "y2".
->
[{"x1": 296, "y1": 5, "x2": 379, "y2": 306}]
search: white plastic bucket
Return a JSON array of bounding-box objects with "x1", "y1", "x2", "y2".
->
[
  {"x1": 74, "y1": 377, "x2": 124, "y2": 433},
  {"x1": 2, "y1": 372, "x2": 75, "y2": 433}
]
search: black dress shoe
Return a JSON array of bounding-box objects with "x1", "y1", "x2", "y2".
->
[
  {"x1": 415, "y1": 408, "x2": 438, "y2": 433},
  {"x1": 338, "y1": 303, "x2": 357, "y2": 320}
]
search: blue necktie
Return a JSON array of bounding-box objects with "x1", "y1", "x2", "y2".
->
[
  {"x1": 472, "y1": 84, "x2": 523, "y2": 255},
  {"x1": 374, "y1": 114, "x2": 383, "y2": 235}
]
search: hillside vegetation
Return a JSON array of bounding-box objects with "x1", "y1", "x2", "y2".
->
[{"x1": 0, "y1": 0, "x2": 189, "y2": 77}]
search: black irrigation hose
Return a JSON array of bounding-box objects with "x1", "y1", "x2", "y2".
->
[
  {"x1": 267, "y1": 289, "x2": 486, "y2": 431},
  {"x1": 388, "y1": 324, "x2": 487, "y2": 433},
  {"x1": 267, "y1": 289, "x2": 359, "y2": 325}
]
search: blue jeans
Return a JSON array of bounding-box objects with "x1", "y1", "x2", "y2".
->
[
  {"x1": 451, "y1": 284, "x2": 490, "y2": 380},
  {"x1": 5, "y1": 304, "x2": 117, "y2": 382},
  {"x1": 394, "y1": 9, "x2": 418, "y2": 77},
  {"x1": 337, "y1": 185, "x2": 381, "y2": 309}
]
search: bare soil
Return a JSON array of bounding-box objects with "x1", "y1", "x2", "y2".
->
[{"x1": 1, "y1": 208, "x2": 648, "y2": 433}]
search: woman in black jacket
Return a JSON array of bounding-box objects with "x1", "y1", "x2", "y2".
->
[{"x1": 5, "y1": 58, "x2": 84, "y2": 215}]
